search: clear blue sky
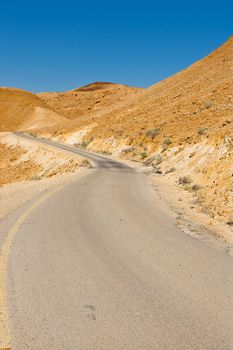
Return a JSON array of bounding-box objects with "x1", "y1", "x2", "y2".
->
[{"x1": 0, "y1": 0, "x2": 232, "y2": 92}]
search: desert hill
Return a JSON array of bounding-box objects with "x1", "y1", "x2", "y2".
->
[
  {"x1": 35, "y1": 36, "x2": 233, "y2": 225},
  {"x1": 79, "y1": 36, "x2": 233, "y2": 148},
  {"x1": 37, "y1": 36, "x2": 233, "y2": 145},
  {"x1": 0, "y1": 87, "x2": 67, "y2": 131},
  {"x1": 38, "y1": 82, "x2": 142, "y2": 120}
]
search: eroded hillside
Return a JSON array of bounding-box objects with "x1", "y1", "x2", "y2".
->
[{"x1": 0, "y1": 133, "x2": 84, "y2": 186}]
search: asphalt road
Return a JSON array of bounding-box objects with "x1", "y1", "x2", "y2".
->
[{"x1": 5, "y1": 133, "x2": 233, "y2": 349}]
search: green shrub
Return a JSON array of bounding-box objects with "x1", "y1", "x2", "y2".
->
[
  {"x1": 30, "y1": 175, "x2": 42, "y2": 181},
  {"x1": 146, "y1": 128, "x2": 161, "y2": 139},
  {"x1": 100, "y1": 150, "x2": 112, "y2": 155},
  {"x1": 81, "y1": 159, "x2": 91, "y2": 167},
  {"x1": 178, "y1": 176, "x2": 193, "y2": 185},
  {"x1": 74, "y1": 141, "x2": 90, "y2": 148},
  {"x1": 80, "y1": 141, "x2": 89, "y2": 148},
  {"x1": 163, "y1": 137, "x2": 172, "y2": 146},
  {"x1": 121, "y1": 146, "x2": 135, "y2": 154},
  {"x1": 198, "y1": 128, "x2": 207, "y2": 135},
  {"x1": 165, "y1": 167, "x2": 176, "y2": 174},
  {"x1": 203, "y1": 100, "x2": 214, "y2": 109},
  {"x1": 227, "y1": 216, "x2": 233, "y2": 226},
  {"x1": 192, "y1": 184, "x2": 202, "y2": 191},
  {"x1": 27, "y1": 132, "x2": 36, "y2": 137},
  {"x1": 189, "y1": 151, "x2": 196, "y2": 158},
  {"x1": 155, "y1": 154, "x2": 163, "y2": 165},
  {"x1": 140, "y1": 151, "x2": 148, "y2": 159},
  {"x1": 161, "y1": 138, "x2": 172, "y2": 152}
]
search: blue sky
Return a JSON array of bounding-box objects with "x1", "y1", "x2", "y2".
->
[{"x1": 0, "y1": 0, "x2": 232, "y2": 92}]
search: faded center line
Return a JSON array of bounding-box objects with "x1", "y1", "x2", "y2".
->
[{"x1": 0, "y1": 182, "x2": 71, "y2": 349}]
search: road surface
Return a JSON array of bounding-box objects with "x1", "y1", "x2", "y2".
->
[{"x1": 2, "y1": 133, "x2": 233, "y2": 349}]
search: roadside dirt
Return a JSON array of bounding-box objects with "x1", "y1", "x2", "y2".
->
[
  {"x1": 151, "y1": 172, "x2": 233, "y2": 253},
  {"x1": 0, "y1": 132, "x2": 86, "y2": 187}
]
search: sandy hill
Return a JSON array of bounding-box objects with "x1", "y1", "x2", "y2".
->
[
  {"x1": 0, "y1": 87, "x2": 67, "y2": 131},
  {"x1": 37, "y1": 36, "x2": 232, "y2": 144},
  {"x1": 77, "y1": 36, "x2": 233, "y2": 147},
  {"x1": 36, "y1": 36, "x2": 233, "y2": 226},
  {"x1": 38, "y1": 82, "x2": 142, "y2": 120}
]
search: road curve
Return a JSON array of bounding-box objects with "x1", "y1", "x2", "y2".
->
[{"x1": 4, "y1": 133, "x2": 233, "y2": 349}]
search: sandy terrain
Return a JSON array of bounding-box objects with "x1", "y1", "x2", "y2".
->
[
  {"x1": 0, "y1": 88, "x2": 67, "y2": 131},
  {"x1": 38, "y1": 82, "x2": 142, "y2": 120},
  {"x1": 151, "y1": 173, "x2": 233, "y2": 250},
  {"x1": 0, "y1": 132, "x2": 85, "y2": 186}
]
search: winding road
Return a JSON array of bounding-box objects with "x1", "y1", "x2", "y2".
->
[{"x1": 1, "y1": 133, "x2": 233, "y2": 349}]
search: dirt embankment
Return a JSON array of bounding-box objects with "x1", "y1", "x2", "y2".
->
[{"x1": 0, "y1": 133, "x2": 87, "y2": 187}]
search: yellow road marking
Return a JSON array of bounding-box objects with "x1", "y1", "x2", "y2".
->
[{"x1": 0, "y1": 183, "x2": 68, "y2": 348}]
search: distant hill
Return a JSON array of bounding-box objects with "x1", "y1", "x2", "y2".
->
[
  {"x1": 0, "y1": 88, "x2": 67, "y2": 131},
  {"x1": 38, "y1": 82, "x2": 142, "y2": 120}
]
